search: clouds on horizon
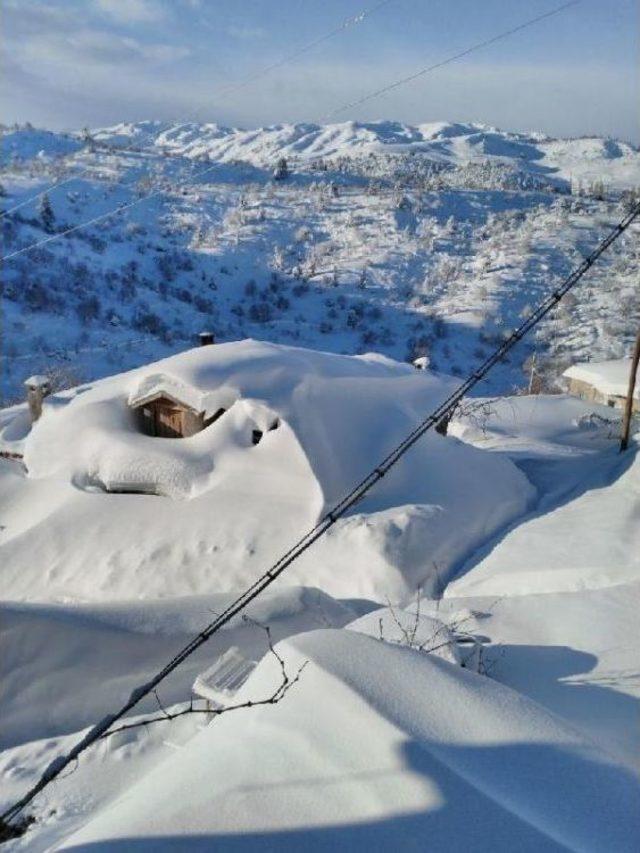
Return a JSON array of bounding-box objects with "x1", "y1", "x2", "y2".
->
[{"x1": 2, "y1": 0, "x2": 638, "y2": 142}]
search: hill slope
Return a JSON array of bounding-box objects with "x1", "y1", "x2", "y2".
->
[{"x1": 2, "y1": 120, "x2": 639, "y2": 404}]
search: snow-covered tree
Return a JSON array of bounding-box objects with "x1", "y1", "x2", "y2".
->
[
  {"x1": 273, "y1": 157, "x2": 289, "y2": 181},
  {"x1": 39, "y1": 193, "x2": 55, "y2": 233}
]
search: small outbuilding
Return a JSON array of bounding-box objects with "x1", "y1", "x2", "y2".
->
[
  {"x1": 562, "y1": 359, "x2": 639, "y2": 413},
  {"x1": 128, "y1": 374, "x2": 227, "y2": 438}
]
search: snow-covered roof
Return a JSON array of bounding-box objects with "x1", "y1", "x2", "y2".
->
[
  {"x1": 24, "y1": 374, "x2": 50, "y2": 388},
  {"x1": 128, "y1": 374, "x2": 203, "y2": 412},
  {"x1": 413, "y1": 356, "x2": 430, "y2": 370},
  {"x1": 127, "y1": 372, "x2": 233, "y2": 419},
  {"x1": 563, "y1": 359, "x2": 638, "y2": 400}
]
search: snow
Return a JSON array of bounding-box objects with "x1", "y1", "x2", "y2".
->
[
  {"x1": 0, "y1": 586, "x2": 355, "y2": 751},
  {"x1": 2, "y1": 118, "x2": 640, "y2": 850},
  {"x1": 23, "y1": 375, "x2": 49, "y2": 389},
  {"x1": 56, "y1": 630, "x2": 640, "y2": 852},
  {"x1": 0, "y1": 340, "x2": 533, "y2": 602},
  {"x1": 1, "y1": 373, "x2": 639, "y2": 850},
  {"x1": 3, "y1": 121, "x2": 640, "y2": 406},
  {"x1": 89, "y1": 120, "x2": 640, "y2": 191},
  {"x1": 446, "y1": 395, "x2": 640, "y2": 597},
  {"x1": 0, "y1": 129, "x2": 82, "y2": 164},
  {"x1": 563, "y1": 358, "x2": 638, "y2": 399},
  {"x1": 346, "y1": 606, "x2": 461, "y2": 665}
]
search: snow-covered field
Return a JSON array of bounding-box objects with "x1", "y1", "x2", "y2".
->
[
  {"x1": 1, "y1": 119, "x2": 639, "y2": 850},
  {"x1": 2, "y1": 120, "x2": 639, "y2": 404},
  {"x1": 0, "y1": 337, "x2": 639, "y2": 850}
]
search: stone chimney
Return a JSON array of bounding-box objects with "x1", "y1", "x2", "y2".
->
[
  {"x1": 24, "y1": 375, "x2": 51, "y2": 423},
  {"x1": 199, "y1": 331, "x2": 215, "y2": 346}
]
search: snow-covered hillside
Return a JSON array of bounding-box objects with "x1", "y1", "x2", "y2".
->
[
  {"x1": 1, "y1": 337, "x2": 639, "y2": 850},
  {"x1": 2, "y1": 120, "x2": 640, "y2": 850},
  {"x1": 91, "y1": 119, "x2": 640, "y2": 190},
  {"x1": 2, "y1": 120, "x2": 639, "y2": 405}
]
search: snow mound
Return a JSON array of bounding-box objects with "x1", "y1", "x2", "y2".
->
[
  {"x1": 59, "y1": 629, "x2": 640, "y2": 851},
  {"x1": 436, "y1": 580, "x2": 640, "y2": 772},
  {"x1": 447, "y1": 448, "x2": 640, "y2": 597},
  {"x1": 446, "y1": 394, "x2": 639, "y2": 597},
  {"x1": 0, "y1": 586, "x2": 353, "y2": 749},
  {"x1": 347, "y1": 605, "x2": 461, "y2": 665},
  {"x1": 1, "y1": 340, "x2": 533, "y2": 602}
]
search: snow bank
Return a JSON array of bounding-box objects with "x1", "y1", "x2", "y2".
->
[
  {"x1": 1, "y1": 340, "x2": 533, "y2": 602},
  {"x1": 346, "y1": 605, "x2": 461, "y2": 665},
  {"x1": 433, "y1": 581, "x2": 640, "y2": 772},
  {"x1": 446, "y1": 447, "x2": 640, "y2": 598},
  {"x1": 59, "y1": 629, "x2": 640, "y2": 852},
  {"x1": 449, "y1": 394, "x2": 625, "y2": 457},
  {"x1": 0, "y1": 586, "x2": 354, "y2": 749}
]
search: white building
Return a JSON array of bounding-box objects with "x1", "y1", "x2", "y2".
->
[{"x1": 562, "y1": 359, "x2": 639, "y2": 412}]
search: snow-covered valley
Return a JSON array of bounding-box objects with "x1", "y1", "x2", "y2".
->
[{"x1": 1, "y1": 120, "x2": 640, "y2": 850}]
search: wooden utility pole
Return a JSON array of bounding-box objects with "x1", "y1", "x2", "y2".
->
[
  {"x1": 620, "y1": 328, "x2": 640, "y2": 452},
  {"x1": 528, "y1": 351, "x2": 538, "y2": 395}
]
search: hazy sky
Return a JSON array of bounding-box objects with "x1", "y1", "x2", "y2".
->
[{"x1": 2, "y1": 0, "x2": 638, "y2": 141}]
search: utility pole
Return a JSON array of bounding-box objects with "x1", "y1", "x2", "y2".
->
[
  {"x1": 528, "y1": 351, "x2": 537, "y2": 394},
  {"x1": 620, "y1": 328, "x2": 640, "y2": 452}
]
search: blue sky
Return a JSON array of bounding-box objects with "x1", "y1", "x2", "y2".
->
[{"x1": 2, "y1": 0, "x2": 637, "y2": 140}]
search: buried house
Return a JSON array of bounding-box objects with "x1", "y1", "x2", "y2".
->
[
  {"x1": 128, "y1": 374, "x2": 228, "y2": 438},
  {"x1": 562, "y1": 359, "x2": 639, "y2": 413}
]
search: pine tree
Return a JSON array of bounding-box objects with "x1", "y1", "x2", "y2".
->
[{"x1": 39, "y1": 193, "x2": 55, "y2": 233}]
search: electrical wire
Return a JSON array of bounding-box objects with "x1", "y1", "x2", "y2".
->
[
  {"x1": 2, "y1": 198, "x2": 638, "y2": 828},
  {"x1": 323, "y1": 0, "x2": 580, "y2": 120},
  {"x1": 0, "y1": 0, "x2": 396, "y2": 222}
]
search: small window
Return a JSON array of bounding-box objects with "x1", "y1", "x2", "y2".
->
[
  {"x1": 607, "y1": 399, "x2": 615, "y2": 408},
  {"x1": 252, "y1": 429, "x2": 263, "y2": 446}
]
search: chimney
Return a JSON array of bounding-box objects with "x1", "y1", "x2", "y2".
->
[
  {"x1": 199, "y1": 331, "x2": 215, "y2": 346},
  {"x1": 24, "y1": 375, "x2": 51, "y2": 423}
]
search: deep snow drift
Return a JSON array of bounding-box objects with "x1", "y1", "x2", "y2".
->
[
  {"x1": 0, "y1": 340, "x2": 533, "y2": 603},
  {"x1": 1, "y1": 343, "x2": 639, "y2": 851},
  {"x1": 52, "y1": 630, "x2": 640, "y2": 852}
]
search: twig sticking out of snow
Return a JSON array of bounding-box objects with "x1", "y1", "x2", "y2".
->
[{"x1": 97, "y1": 622, "x2": 306, "y2": 742}]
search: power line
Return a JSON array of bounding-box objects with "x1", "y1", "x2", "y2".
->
[
  {"x1": 3, "y1": 198, "x2": 638, "y2": 829},
  {"x1": 0, "y1": 159, "x2": 219, "y2": 262},
  {"x1": 0, "y1": 0, "x2": 396, "y2": 224},
  {"x1": 0, "y1": 174, "x2": 78, "y2": 220},
  {"x1": 212, "y1": 0, "x2": 398, "y2": 102},
  {"x1": 0, "y1": 1, "x2": 577, "y2": 264},
  {"x1": 323, "y1": 0, "x2": 580, "y2": 120}
]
